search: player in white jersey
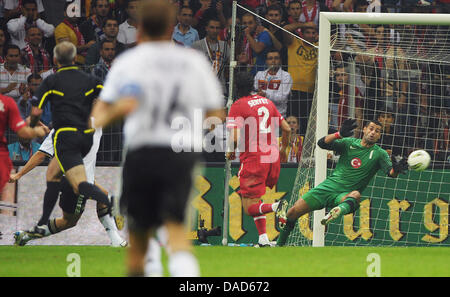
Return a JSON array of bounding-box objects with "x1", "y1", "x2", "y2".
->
[
  {"x1": 13, "y1": 123, "x2": 127, "y2": 247},
  {"x1": 91, "y1": 0, "x2": 225, "y2": 277}
]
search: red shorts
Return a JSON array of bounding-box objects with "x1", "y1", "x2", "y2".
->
[
  {"x1": 0, "y1": 153, "x2": 12, "y2": 192},
  {"x1": 237, "y1": 154, "x2": 280, "y2": 198}
]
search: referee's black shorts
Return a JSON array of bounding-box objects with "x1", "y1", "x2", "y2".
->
[
  {"x1": 53, "y1": 128, "x2": 94, "y2": 173},
  {"x1": 120, "y1": 147, "x2": 200, "y2": 231}
]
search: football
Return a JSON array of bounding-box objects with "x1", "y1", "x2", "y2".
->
[{"x1": 407, "y1": 150, "x2": 431, "y2": 172}]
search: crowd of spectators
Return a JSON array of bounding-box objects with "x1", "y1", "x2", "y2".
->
[{"x1": 0, "y1": 0, "x2": 448, "y2": 166}]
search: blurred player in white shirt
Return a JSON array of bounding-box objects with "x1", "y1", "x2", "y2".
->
[{"x1": 91, "y1": 0, "x2": 225, "y2": 276}]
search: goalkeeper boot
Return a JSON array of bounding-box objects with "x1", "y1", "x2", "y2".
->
[
  {"x1": 276, "y1": 221, "x2": 295, "y2": 247},
  {"x1": 275, "y1": 198, "x2": 289, "y2": 230},
  {"x1": 320, "y1": 206, "x2": 341, "y2": 226}
]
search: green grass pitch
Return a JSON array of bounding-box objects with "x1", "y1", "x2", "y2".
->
[{"x1": 0, "y1": 245, "x2": 449, "y2": 277}]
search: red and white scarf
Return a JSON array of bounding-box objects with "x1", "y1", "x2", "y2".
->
[
  {"x1": 301, "y1": 0, "x2": 319, "y2": 23},
  {"x1": 23, "y1": 43, "x2": 50, "y2": 73},
  {"x1": 63, "y1": 19, "x2": 85, "y2": 47}
]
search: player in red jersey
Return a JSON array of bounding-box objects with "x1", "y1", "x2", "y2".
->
[
  {"x1": 226, "y1": 72, "x2": 291, "y2": 247},
  {"x1": 0, "y1": 94, "x2": 48, "y2": 192}
]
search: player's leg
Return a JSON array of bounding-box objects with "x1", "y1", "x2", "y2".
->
[
  {"x1": 55, "y1": 130, "x2": 111, "y2": 208},
  {"x1": 145, "y1": 226, "x2": 168, "y2": 277},
  {"x1": 161, "y1": 152, "x2": 200, "y2": 276},
  {"x1": 276, "y1": 186, "x2": 329, "y2": 246},
  {"x1": 276, "y1": 197, "x2": 311, "y2": 246},
  {"x1": 14, "y1": 178, "x2": 84, "y2": 246},
  {"x1": 145, "y1": 237, "x2": 164, "y2": 277},
  {"x1": 128, "y1": 228, "x2": 153, "y2": 277},
  {"x1": 120, "y1": 148, "x2": 163, "y2": 276},
  {"x1": 165, "y1": 221, "x2": 200, "y2": 277},
  {"x1": 95, "y1": 182, "x2": 127, "y2": 247},
  {"x1": 14, "y1": 211, "x2": 81, "y2": 245},
  {"x1": 239, "y1": 158, "x2": 280, "y2": 247},
  {"x1": 242, "y1": 197, "x2": 278, "y2": 247},
  {"x1": 37, "y1": 157, "x2": 63, "y2": 226},
  {"x1": 64, "y1": 164, "x2": 111, "y2": 208},
  {"x1": 96, "y1": 201, "x2": 128, "y2": 247},
  {"x1": 321, "y1": 191, "x2": 361, "y2": 225}
]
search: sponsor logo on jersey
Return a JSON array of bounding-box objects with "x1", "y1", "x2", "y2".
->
[{"x1": 351, "y1": 157, "x2": 362, "y2": 168}]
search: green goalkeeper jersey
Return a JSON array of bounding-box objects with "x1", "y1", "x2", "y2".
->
[{"x1": 326, "y1": 137, "x2": 392, "y2": 193}]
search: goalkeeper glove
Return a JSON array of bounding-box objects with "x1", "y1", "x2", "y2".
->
[
  {"x1": 338, "y1": 118, "x2": 358, "y2": 138},
  {"x1": 392, "y1": 157, "x2": 409, "y2": 175}
]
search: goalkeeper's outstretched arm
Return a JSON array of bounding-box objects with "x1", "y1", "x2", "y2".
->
[
  {"x1": 317, "y1": 118, "x2": 358, "y2": 150},
  {"x1": 388, "y1": 157, "x2": 409, "y2": 178},
  {"x1": 317, "y1": 133, "x2": 340, "y2": 150}
]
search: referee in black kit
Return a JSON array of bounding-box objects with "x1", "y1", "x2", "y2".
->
[
  {"x1": 30, "y1": 41, "x2": 112, "y2": 213},
  {"x1": 91, "y1": 0, "x2": 225, "y2": 276}
]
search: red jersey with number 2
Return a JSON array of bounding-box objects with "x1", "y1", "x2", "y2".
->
[{"x1": 227, "y1": 94, "x2": 284, "y2": 163}]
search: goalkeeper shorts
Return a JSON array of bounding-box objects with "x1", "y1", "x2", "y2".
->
[{"x1": 301, "y1": 183, "x2": 350, "y2": 211}]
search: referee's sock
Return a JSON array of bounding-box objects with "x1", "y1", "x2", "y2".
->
[
  {"x1": 78, "y1": 182, "x2": 111, "y2": 208},
  {"x1": 37, "y1": 181, "x2": 61, "y2": 226}
]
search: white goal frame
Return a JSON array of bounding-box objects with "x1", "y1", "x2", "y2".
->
[{"x1": 314, "y1": 12, "x2": 450, "y2": 247}]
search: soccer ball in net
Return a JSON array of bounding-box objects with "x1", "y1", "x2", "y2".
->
[{"x1": 407, "y1": 150, "x2": 431, "y2": 172}]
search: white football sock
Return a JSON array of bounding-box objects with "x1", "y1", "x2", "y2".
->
[
  {"x1": 168, "y1": 251, "x2": 200, "y2": 277},
  {"x1": 156, "y1": 226, "x2": 168, "y2": 247},
  {"x1": 271, "y1": 202, "x2": 280, "y2": 212},
  {"x1": 99, "y1": 214, "x2": 125, "y2": 246},
  {"x1": 145, "y1": 238, "x2": 164, "y2": 277},
  {"x1": 39, "y1": 224, "x2": 52, "y2": 236},
  {"x1": 258, "y1": 233, "x2": 270, "y2": 244}
]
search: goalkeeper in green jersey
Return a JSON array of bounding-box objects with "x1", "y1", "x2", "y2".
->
[{"x1": 276, "y1": 118, "x2": 409, "y2": 246}]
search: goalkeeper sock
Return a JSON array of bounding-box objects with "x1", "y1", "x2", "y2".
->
[
  {"x1": 337, "y1": 197, "x2": 360, "y2": 216},
  {"x1": 37, "y1": 181, "x2": 61, "y2": 226},
  {"x1": 276, "y1": 218, "x2": 296, "y2": 247},
  {"x1": 78, "y1": 182, "x2": 111, "y2": 207}
]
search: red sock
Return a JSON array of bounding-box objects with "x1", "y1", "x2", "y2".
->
[
  {"x1": 253, "y1": 215, "x2": 266, "y2": 235},
  {"x1": 247, "y1": 202, "x2": 274, "y2": 216}
]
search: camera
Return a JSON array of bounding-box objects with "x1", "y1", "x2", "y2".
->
[{"x1": 197, "y1": 217, "x2": 222, "y2": 244}]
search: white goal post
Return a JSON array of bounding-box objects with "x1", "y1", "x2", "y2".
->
[{"x1": 314, "y1": 12, "x2": 450, "y2": 247}]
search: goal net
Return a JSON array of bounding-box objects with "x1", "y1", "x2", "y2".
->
[{"x1": 287, "y1": 12, "x2": 450, "y2": 247}]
